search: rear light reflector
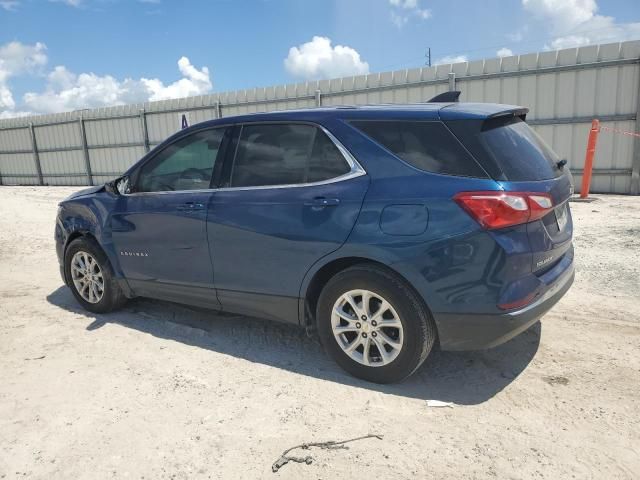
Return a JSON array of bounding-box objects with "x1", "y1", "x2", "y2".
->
[
  {"x1": 498, "y1": 291, "x2": 538, "y2": 310},
  {"x1": 454, "y1": 191, "x2": 554, "y2": 229}
]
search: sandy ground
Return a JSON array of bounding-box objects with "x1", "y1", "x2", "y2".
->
[{"x1": 0, "y1": 186, "x2": 639, "y2": 479}]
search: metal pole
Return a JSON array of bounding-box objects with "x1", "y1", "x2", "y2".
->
[
  {"x1": 580, "y1": 119, "x2": 600, "y2": 199},
  {"x1": 630, "y1": 69, "x2": 640, "y2": 195},
  {"x1": 78, "y1": 116, "x2": 93, "y2": 186},
  {"x1": 28, "y1": 123, "x2": 44, "y2": 186},
  {"x1": 215, "y1": 101, "x2": 222, "y2": 119},
  {"x1": 139, "y1": 109, "x2": 150, "y2": 153},
  {"x1": 448, "y1": 72, "x2": 456, "y2": 92},
  {"x1": 315, "y1": 89, "x2": 322, "y2": 107}
]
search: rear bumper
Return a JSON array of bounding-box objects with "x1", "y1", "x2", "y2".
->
[{"x1": 435, "y1": 256, "x2": 574, "y2": 351}]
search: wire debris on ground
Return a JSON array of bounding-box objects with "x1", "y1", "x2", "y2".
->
[{"x1": 271, "y1": 433, "x2": 383, "y2": 473}]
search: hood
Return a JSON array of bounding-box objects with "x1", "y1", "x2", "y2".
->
[{"x1": 63, "y1": 184, "x2": 106, "y2": 201}]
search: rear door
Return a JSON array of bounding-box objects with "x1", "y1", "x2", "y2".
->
[{"x1": 206, "y1": 122, "x2": 368, "y2": 324}]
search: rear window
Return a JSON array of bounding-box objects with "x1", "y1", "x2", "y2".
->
[
  {"x1": 350, "y1": 120, "x2": 487, "y2": 178},
  {"x1": 447, "y1": 117, "x2": 563, "y2": 181}
]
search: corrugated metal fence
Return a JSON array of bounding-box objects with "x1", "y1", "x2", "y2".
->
[{"x1": 1, "y1": 40, "x2": 639, "y2": 193}]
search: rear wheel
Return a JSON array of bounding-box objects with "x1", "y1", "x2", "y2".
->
[
  {"x1": 316, "y1": 264, "x2": 436, "y2": 383},
  {"x1": 65, "y1": 237, "x2": 127, "y2": 313}
]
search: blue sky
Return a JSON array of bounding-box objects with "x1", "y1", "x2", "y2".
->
[{"x1": 0, "y1": 0, "x2": 639, "y2": 117}]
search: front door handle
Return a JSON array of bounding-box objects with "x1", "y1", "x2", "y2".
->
[
  {"x1": 304, "y1": 197, "x2": 340, "y2": 207},
  {"x1": 177, "y1": 202, "x2": 205, "y2": 211}
]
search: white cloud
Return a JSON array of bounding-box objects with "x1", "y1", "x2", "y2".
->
[
  {"x1": 142, "y1": 56, "x2": 211, "y2": 101},
  {"x1": 523, "y1": 0, "x2": 595, "y2": 31},
  {"x1": 0, "y1": 1, "x2": 20, "y2": 11},
  {"x1": 49, "y1": 0, "x2": 83, "y2": 6},
  {"x1": 284, "y1": 36, "x2": 369, "y2": 80},
  {"x1": 389, "y1": 0, "x2": 416, "y2": 7},
  {"x1": 0, "y1": 109, "x2": 35, "y2": 119},
  {"x1": 0, "y1": 41, "x2": 47, "y2": 76},
  {"x1": 390, "y1": 11, "x2": 409, "y2": 28},
  {"x1": 24, "y1": 68, "x2": 145, "y2": 113},
  {"x1": 497, "y1": 47, "x2": 514, "y2": 57},
  {"x1": 0, "y1": 41, "x2": 212, "y2": 117},
  {"x1": 388, "y1": 0, "x2": 431, "y2": 27},
  {"x1": 523, "y1": 0, "x2": 640, "y2": 49},
  {"x1": 435, "y1": 55, "x2": 468, "y2": 65},
  {"x1": 22, "y1": 56, "x2": 212, "y2": 113},
  {"x1": 507, "y1": 27, "x2": 527, "y2": 43},
  {"x1": 0, "y1": 84, "x2": 14, "y2": 111},
  {"x1": 0, "y1": 41, "x2": 48, "y2": 111}
]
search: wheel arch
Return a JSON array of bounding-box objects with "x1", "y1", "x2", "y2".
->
[
  {"x1": 64, "y1": 230, "x2": 96, "y2": 254},
  {"x1": 62, "y1": 230, "x2": 134, "y2": 298},
  {"x1": 301, "y1": 256, "x2": 435, "y2": 331}
]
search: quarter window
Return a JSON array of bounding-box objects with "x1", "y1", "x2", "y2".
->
[
  {"x1": 230, "y1": 124, "x2": 351, "y2": 187},
  {"x1": 137, "y1": 128, "x2": 225, "y2": 192},
  {"x1": 351, "y1": 120, "x2": 487, "y2": 178}
]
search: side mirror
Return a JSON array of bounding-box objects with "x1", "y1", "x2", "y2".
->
[
  {"x1": 116, "y1": 176, "x2": 131, "y2": 195},
  {"x1": 106, "y1": 176, "x2": 130, "y2": 195}
]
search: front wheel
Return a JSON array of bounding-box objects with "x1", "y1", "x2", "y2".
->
[
  {"x1": 316, "y1": 264, "x2": 437, "y2": 383},
  {"x1": 64, "y1": 237, "x2": 127, "y2": 313}
]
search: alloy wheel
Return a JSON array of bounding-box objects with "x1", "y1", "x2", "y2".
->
[
  {"x1": 331, "y1": 289, "x2": 404, "y2": 367},
  {"x1": 70, "y1": 250, "x2": 104, "y2": 304}
]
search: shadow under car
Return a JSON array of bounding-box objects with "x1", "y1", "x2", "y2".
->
[{"x1": 46, "y1": 285, "x2": 541, "y2": 405}]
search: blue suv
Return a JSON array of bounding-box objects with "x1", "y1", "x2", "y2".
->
[{"x1": 55, "y1": 101, "x2": 575, "y2": 383}]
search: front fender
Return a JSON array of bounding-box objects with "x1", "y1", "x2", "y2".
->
[{"x1": 58, "y1": 192, "x2": 125, "y2": 280}]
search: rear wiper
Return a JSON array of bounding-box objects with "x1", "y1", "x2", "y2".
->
[{"x1": 556, "y1": 159, "x2": 568, "y2": 169}]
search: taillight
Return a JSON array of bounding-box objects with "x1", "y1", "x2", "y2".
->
[{"x1": 454, "y1": 191, "x2": 554, "y2": 229}]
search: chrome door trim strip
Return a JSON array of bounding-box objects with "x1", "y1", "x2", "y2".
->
[{"x1": 124, "y1": 124, "x2": 366, "y2": 196}]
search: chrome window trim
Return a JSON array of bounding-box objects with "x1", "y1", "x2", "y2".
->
[{"x1": 123, "y1": 123, "x2": 366, "y2": 196}]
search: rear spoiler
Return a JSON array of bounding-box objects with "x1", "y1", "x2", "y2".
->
[
  {"x1": 488, "y1": 107, "x2": 529, "y2": 121},
  {"x1": 428, "y1": 93, "x2": 528, "y2": 121}
]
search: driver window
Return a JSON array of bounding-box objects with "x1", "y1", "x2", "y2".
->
[{"x1": 136, "y1": 128, "x2": 225, "y2": 192}]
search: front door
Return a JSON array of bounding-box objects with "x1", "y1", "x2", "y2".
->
[
  {"x1": 111, "y1": 127, "x2": 228, "y2": 308},
  {"x1": 207, "y1": 122, "x2": 369, "y2": 323}
]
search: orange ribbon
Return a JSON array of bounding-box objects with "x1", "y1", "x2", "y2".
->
[{"x1": 598, "y1": 125, "x2": 640, "y2": 138}]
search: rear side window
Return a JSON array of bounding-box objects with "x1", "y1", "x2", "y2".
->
[
  {"x1": 307, "y1": 130, "x2": 351, "y2": 182},
  {"x1": 350, "y1": 120, "x2": 487, "y2": 178},
  {"x1": 447, "y1": 117, "x2": 563, "y2": 181},
  {"x1": 230, "y1": 124, "x2": 351, "y2": 187}
]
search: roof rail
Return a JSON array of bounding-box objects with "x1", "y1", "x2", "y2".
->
[{"x1": 428, "y1": 91, "x2": 461, "y2": 103}]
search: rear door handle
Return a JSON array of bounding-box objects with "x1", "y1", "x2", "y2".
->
[
  {"x1": 304, "y1": 197, "x2": 340, "y2": 207},
  {"x1": 177, "y1": 202, "x2": 205, "y2": 211}
]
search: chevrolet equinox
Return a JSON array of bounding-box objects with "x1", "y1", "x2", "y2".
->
[{"x1": 55, "y1": 101, "x2": 575, "y2": 383}]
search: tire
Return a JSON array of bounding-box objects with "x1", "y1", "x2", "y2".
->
[
  {"x1": 316, "y1": 264, "x2": 436, "y2": 383},
  {"x1": 64, "y1": 236, "x2": 127, "y2": 314}
]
